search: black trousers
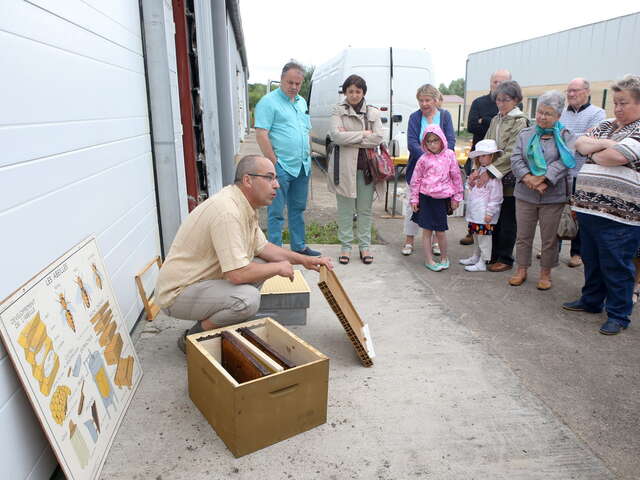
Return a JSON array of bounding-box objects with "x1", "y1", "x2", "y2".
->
[{"x1": 491, "y1": 196, "x2": 517, "y2": 265}]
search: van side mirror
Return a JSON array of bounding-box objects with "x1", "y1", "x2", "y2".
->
[
  {"x1": 391, "y1": 114, "x2": 402, "y2": 123},
  {"x1": 390, "y1": 139, "x2": 400, "y2": 157}
]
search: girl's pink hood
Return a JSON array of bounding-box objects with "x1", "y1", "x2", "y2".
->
[
  {"x1": 409, "y1": 123, "x2": 463, "y2": 204},
  {"x1": 421, "y1": 124, "x2": 449, "y2": 153}
]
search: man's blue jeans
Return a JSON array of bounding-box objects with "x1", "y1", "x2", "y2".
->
[
  {"x1": 268, "y1": 163, "x2": 309, "y2": 251},
  {"x1": 577, "y1": 213, "x2": 640, "y2": 327}
]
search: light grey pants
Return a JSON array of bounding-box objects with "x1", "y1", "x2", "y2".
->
[
  {"x1": 472, "y1": 234, "x2": 493, "y2": 261},
  {"x1": 515, "y1": 199, "x2": 564, "y2": 269},
  {"x1": 163, "y1": 260, "x2": 265, "y2": 328},
  {"x1": 403, "y1": 198, "x2": 420, "y2": 236},
  {"x1": 336, "y1": 171, "x2": 375, "y2": 251}
]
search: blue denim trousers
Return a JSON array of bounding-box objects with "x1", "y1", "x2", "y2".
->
[
  {"x1": 268, "y1": 163, "x2": 309, "y2": 251},
  {"x1": 577, "y1": 213, "x2": 640, "y2": 327}
]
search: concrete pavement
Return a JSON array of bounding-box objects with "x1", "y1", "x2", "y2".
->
[
  {"x1": 102, "y1": 243, "x2": 614, "y2": 479},
  {"x1": 101, "y1": 134, "x2": 638, "y2": 479},
  {"x1": 373, "y1": 191, "x2": 640, "y2": 480}
]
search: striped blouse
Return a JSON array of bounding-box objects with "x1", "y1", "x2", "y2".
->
[{"x1": 572, "y1": 118, "x2": 640, "y2": 226}]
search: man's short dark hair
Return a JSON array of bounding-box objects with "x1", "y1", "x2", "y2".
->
[
  {"x1": 234, "y1": 155, "x2": 263, "y2": 183},
  {"x1": 341, "y1": 74, "x2": 367, "y2": 95},
  {"x1": 281, "y1": 61, "x2": 305, "y2": 77}
]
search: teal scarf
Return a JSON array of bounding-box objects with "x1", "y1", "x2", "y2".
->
[{"x1": 526, "y1": 121, "x2": 575, "y2": 176}]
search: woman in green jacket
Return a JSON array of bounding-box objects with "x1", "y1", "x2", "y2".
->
[{"x1": 480, "y1": 81, "x2": 529, "y2": 272}]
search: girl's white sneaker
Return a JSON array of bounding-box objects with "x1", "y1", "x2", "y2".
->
[
  {"x1": 465, "y1": 259, "x2": 487, "y2": 272},
  {"x1": 459, "y1": 255, "x2": 480, "y2": 266},
  {"x1": 432, "y1": 243, "x2": 441, "y2": 256},
  {"x1": 401, "y1": 244, "x2": 413, "y2": 256}
]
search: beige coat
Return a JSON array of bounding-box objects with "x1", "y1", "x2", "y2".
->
[
  {"x1": 328, "y1": 101, "x2": 384, "y2": 198},
  {"x1": 484, "y1": 107, "x2": 530, "y2": 196}
]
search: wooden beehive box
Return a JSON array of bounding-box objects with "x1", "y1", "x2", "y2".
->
[{"x1": 186, "y1": 317, "x2": 328, "y2": 457}]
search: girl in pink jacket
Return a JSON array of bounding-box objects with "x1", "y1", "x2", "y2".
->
[{"x1": 410, "y1": 125, "x2": 463, "y2": 271}]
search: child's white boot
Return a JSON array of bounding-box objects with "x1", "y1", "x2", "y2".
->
[
  {"x1": 459, "y1": 255, "x2": 480, "y2": 266},
  {"x1": 465, "y1": 259, "x2": 487, "y2": 272}
]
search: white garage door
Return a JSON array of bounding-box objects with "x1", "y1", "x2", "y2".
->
[{"x1": 0, "y1": 1, "x2": 159, "y2": 477}]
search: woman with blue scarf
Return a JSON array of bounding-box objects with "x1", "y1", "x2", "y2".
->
[{"x1": 508, "y1": 91, "x2": 576, "y2": 290}]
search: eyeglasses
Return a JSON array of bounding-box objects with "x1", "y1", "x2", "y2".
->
[
  {"x1": 565, "y1": 88, "x2": 586, "y2": 94},
  {"x1": 247, "y1": 173, "x2": 278, "y2": 182},
  {"x1": 536, "y1": 110, "x2": 558, "y2": 118}
]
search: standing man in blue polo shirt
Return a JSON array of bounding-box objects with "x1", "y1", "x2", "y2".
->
[{"x1": 255, "y1": 61, "x2": 321, "y2": 256}]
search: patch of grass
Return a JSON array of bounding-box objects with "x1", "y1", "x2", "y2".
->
[
  {"x1": 265, "y1": 221, "x2": 380, "y2": 245},
  {"x1": 283, "y1": 221, "x2": 338, "y2": 244},
  {"x1": 456, "y1": 129, "x2": 473, "y2": 140}
]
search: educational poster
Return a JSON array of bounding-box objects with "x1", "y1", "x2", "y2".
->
[{"x1": 0, "y1": 237, "x2": 142, "y2": 480}]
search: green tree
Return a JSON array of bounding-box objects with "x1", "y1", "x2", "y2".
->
[
  {"x1": 300, "y1": 65, "x2": 314, "y2": 102},
  {"x1": 248, "y1": 83, "x2": 267, "y2": 111},
  {"x1": 438, "y1": 83, "x2": 449, "y2": 95},
  {"x1": 448, "y1": 78, "x2": 465, "y2": 97}
]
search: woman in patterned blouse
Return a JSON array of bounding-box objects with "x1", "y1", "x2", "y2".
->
[{"x1": 563, "y1": 75, "x2": 640, "y2": 335}]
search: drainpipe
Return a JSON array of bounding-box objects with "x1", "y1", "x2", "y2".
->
[{"x1": 211, "y1": 0, "x2": 235, "y2": 186}]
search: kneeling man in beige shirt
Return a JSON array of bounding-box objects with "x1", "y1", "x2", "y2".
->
[{"x1": 155, "y1": 155, "x2": 333, "y2": 352}]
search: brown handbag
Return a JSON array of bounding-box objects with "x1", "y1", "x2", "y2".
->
[{"x1": 365, "y1": 144, "x2": 394, "y2": 183}]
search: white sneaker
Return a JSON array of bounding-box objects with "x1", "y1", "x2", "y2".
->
[
  {"x1": 432, "y1": 243, "x2": 441, "y2": 256},
  {"x1": 401, "y1": 244, "x2": 413, "y2": 256},
  {"x1": 459, "y1": 255, "x2": 480, "y2": 266},
  {"x1": 465, "y1": 259, "x2": 487, "y2": 272}
]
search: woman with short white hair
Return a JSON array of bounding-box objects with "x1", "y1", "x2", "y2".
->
[{"x1": 509, "y1": 90, "x2": 576, "y2": 290}]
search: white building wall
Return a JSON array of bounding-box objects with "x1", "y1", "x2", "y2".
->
[
  {"x1": 466, "y1": 12, "x2": 640, "y2": 91},
  {"x1": 0, "y1": 0, "x2": 159, "y2": 477}
]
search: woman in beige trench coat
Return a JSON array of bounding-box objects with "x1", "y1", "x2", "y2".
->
[{"x1": 328, "y1": 74, "x2": 384, "y2": 264}]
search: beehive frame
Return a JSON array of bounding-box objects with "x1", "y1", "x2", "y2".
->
[{"x1": 317, "y1": 266, "x2": 374, "y2": 367}]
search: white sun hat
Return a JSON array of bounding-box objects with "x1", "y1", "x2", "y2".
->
[{"x1": 468, "y1": 139, "x2": 503, "y2": 159}]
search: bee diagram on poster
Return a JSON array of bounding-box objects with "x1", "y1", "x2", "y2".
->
[{"x1": 0, "y1": 237, "x2": 142, "y2": 480}]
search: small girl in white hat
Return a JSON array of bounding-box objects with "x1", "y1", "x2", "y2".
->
[{"x1": 459, "y1": 139, "x2": 504, "y2": 271}]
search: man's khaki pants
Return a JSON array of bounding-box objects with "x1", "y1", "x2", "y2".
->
[
  {"x1": 163, "y1": 260, "x2": 266, "y2": 328},
  {"x1": 164, "y1": 280, "x2": 264, "y2": 328}
]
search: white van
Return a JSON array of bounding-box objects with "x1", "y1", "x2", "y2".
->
[{"x1": 308, "y1": 47, "x2": 433, "y2": 157}]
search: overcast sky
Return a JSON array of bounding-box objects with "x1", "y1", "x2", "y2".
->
[{"x1": 239, "y1": 1, "x2": 638, "y2": 87}]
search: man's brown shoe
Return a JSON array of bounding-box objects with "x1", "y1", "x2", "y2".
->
[
  {"x1": 488, "y1": 262, "x2": 512, "y2": 272},
  {"x1": 459, "y1": 234, "x2": 474, "y2": 246},
  {"x1": 568, "y1": 255, "x2": 583, "y2": 268},
  {"x1": 508, "y1": 270, "x2": 527, "y2": 286}
]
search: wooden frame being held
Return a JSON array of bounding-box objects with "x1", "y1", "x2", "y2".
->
[{"x1": 317, "y1": 266, "x2": 375, "y2": 367}]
